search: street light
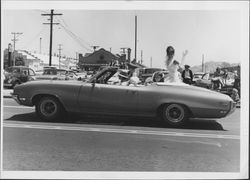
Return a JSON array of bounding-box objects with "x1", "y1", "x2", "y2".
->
[{"x1": 8, "y1": 43, "x2": 13, "y2": 67}]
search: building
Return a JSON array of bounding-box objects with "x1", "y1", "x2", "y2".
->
[
  {"x1": 78, "y1": 48, "x2": 119, "y2": 71},
  {"x1": 3, "y1": 48, "x2": 76, "y2": 71}
]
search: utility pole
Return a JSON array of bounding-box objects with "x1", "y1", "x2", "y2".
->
[
  {"x1": 91, "y1": 46, "x2": 99, "y2": 51},
  {"x1": 8, "y1": 43, "x2": 13, "y2": 68},
  {"x1": 134, "y1": 15, "x2": 137, "y2": 61},
  {"x1": 11, "y1": 32, "x2": 23, "y2": 66},
  {"x1": 127, "y1": 48, "x2": 131, "y2": 63},
  {"x1": 202, "y1": 54, "x2": 204, "y2": 72},
  {"x1": 39, "y1": 37, "x2": 42, "y2": 54},
  {"x1": 76, "y1": 52, "x2": 79, "y2": 67},
  {"x1": 120, "y1": 47, "x2": 128, "y2": 54},
  {"x1": 58, "y1": 44, "x2": 62, "y2": 69},
  {"x1": 150, "y1": 57, "x2": 152, "y2": 68},
  {"x1": 140, "y1": 50, "x2": 143, "y2": 64},
  {"x1": 42, "y1": 9, "x2": 62, "y2": 66}
]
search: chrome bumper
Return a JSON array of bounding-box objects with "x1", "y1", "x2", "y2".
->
[
  {"x1": 4, "y1": 83, "x2": 13, "y2": 87},
  {"x1": 12, "y1": 94, "x2": 21, "y2": 105}
]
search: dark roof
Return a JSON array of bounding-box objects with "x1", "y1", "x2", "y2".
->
[{"x1": 83, "y1": 48, "x2": 118, "y2": 59}]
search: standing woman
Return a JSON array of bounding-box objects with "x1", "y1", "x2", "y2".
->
[{"x1": 164, "y1": 46, "x2": 188, "y2": 83}]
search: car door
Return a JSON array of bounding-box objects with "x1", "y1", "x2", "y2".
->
[
  {"x1": 196, "y1": 73, "x2": 211, "y2": 88},
  {"x1": 78, "y1": 82, "x2": 140, "y2": 115},
  {"x1": 28, "y1": 68, "x2": 36, "y2": 80}
]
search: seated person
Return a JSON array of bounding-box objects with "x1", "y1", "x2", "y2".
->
[
  {"x1": 231, "y1": 88, "x2": 240, "y2": 103},
  {"x1": 127, "y1": 71, "x2": 141, "y2": 86},
  {"x1": 145, "y1": 72, "x2": 164, "y2": 86},
  {"x1": 212, "y1": 67, "x2": 224, "y2": 89}
]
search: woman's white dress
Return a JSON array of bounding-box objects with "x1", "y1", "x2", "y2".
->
[{"x1": 164, "y1": 60, "x2": 183, "y2": 83}]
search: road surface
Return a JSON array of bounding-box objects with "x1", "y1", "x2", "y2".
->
[{"x1": 2, "y1": 98, "x2": 241, "y2": 174}]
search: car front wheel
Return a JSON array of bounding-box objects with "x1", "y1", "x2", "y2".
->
[
  {"x1": 161, "y1": 103, "x2": 189, "y2": 127},
  {"x1": 35, "y1": 96, "x2": 65, "y2": 121}
]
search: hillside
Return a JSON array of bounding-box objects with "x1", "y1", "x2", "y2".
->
[{"x1": 190, "y1": 61, "x2": 240, "y2": 73}]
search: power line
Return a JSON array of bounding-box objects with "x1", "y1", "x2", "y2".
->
[
  {"x1": 59, "y1": 24, "x2": 93, "y2": 52},
  {"x1": 55, "y1": 16, "x2": 93, "y2": 48},
  {"x1": 20, "y1": 27, "x2": 46, "y2": 50}
]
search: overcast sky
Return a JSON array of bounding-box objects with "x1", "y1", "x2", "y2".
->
[{"x1": 2, "y1": 1, "x2": 248, "y2": 68}]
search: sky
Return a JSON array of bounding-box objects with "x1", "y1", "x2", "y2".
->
[{"x1": 2, "y1": 1, "x2": 247, "y2": 68}]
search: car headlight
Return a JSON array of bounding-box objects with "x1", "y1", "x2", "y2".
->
[
  {"x1": 8, "y1": 79, "x2": 13, "y2": 83},
  {"x1": 219, "y1": 102, "x2": 229, "y2": 106}
]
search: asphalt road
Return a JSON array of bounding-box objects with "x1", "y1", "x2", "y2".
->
[{"x1": 2, "y1": 98, "x2": 241, "y2": 173}]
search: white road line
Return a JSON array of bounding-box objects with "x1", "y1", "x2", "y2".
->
[
  {"x1": 3, "y1": 105, "x2": 34, "y2": 109},
  {"x1": 3, "y1": 122, "x2": 240, "y2": 140}
]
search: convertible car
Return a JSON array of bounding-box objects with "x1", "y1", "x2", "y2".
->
[{"x1": 12, "y1": 67, "x2": 236, "y2": 127}]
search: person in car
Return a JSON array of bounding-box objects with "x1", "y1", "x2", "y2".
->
[
  {"x1": 212, "y1": 67, "x2": 224, "y2": 89},
  {"x1": 144, "y1": 72, "x2": 165, "y2": 86},
  {"x1": 181, "y1": 65, "x2": 193, "y2": 85},
  {"x1": 164, "y1": 46, "x2": 188, "y2": 83},
  {"x1": 231, "y1": 88, "x2": 240, "y2": 103},
  {"x1": 127, "y1": 70, "x2": 141, "y2": 86}
]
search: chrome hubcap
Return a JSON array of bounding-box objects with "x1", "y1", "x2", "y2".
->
[
  {"x1": 40, "y1": 100, "x2": 57, "y2": 117},
  {"x1": 165, "y1": 104, "x2": 184, "y2": 123}
]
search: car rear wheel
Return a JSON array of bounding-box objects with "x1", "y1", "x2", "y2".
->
[
  {"x1": 35, "y1": 96, "x2": 65, "y2": 121},
  {"x1": 161, "y1": 103, "x2": 189, "y2": 127}
]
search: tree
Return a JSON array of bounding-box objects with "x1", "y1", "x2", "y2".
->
[{"x1": 15, "y1": 56, "x2": 25, "y2": 66}]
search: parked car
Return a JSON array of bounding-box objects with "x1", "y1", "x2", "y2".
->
[
  {"x1": 35, "y1": 68, "x2": 79, "y2": 81},
  {"x1": 194, "y1": 72, "x2": 236, "y2": 96},
  {"x1": 194, "y1": 73, "x2": 214, "y2": 89},
  {"x1": 192, "y1": 72, "x2": 205, "y2": 83},
  {"x1": 195, "y1": 72, "x2": 235, "y2": 88},
  {"x1": 12, "y1": 67, "x2": 236, "y2": 127},
  {"x1": 4, "y1": 66, "x2": 36, "y2": 88}
]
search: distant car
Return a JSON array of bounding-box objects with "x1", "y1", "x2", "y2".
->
[
  {"x1": 35, "y1": 68, "x2": 79, "y2": 81},
  {"x1": 12, "y1": 67, "x2": 236, "y2": 127},
  {"x1": 194, "y1": 73, "x2": 215, "y2": 89},
  {"x1": 194, "y1": 72, "x2": 236, "y2": 97},
  {"x1": 4, "y1": 66, "x2": 36, "y2": 88},
  {"x1": 75, "y1": 72, "x2": 88, "y2": 81},
  {"x1": 138, "y1": 68, "x2": 166, "y2": 82},
  {"x1": 193, "y1": 72, "x2": 205, "y2": 83},
  {"x1": 194, "y1": 72, "x2": 235, "y2": 89}
]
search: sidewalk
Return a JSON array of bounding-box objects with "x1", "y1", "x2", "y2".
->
[{"x1": 2, "y1": 89, "x2": 13, "y2": 98}]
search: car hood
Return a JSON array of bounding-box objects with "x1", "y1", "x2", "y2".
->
[{"x1": 155, "y1": 82, "x2": 232, "y2": 101}]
